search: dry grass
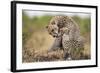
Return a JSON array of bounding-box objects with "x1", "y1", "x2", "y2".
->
[{"x1": 22, "y1": 30, "x2": 90, "y2": 63}]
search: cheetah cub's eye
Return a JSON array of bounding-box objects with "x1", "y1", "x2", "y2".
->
[
  {"x1": 51, "y1": 21, "x2": 55, "y2": 25},
  {"x1": 51, "y1": 29, "x2": 54, "y2": 32}
]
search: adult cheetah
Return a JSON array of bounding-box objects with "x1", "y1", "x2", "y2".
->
[{"x1": 46, "y1": 15, "x2": 85, "y2": 60}]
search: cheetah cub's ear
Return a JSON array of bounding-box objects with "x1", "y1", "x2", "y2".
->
[
  {"x1": 60, "y1": 27, "x2": 69, "y2": 34},
  {"x1": 46, "y1": 26, "x2": 48, "y2": 29}
]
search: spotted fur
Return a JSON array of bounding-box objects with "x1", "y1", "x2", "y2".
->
[{"x1": 46, "y1": 16, "x2": 84, "y2": 60}]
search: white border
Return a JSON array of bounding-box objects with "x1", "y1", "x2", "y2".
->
[{"x1": 16, "y1": 3, "x2": 96, "y2": 70}]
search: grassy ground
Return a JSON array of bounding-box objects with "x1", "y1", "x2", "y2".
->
[{"x1": 22, "y1": 30, "x2": 90, "y2": 63}]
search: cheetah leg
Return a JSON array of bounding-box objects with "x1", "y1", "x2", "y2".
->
[
  {"x1": 63, "y1": 50, "x2": 72, "y2": 60},
  {"x1": 48, "y1": 37, "x2": 63, "y2": 52},
  {"x1": 63, "y1": 52, "x2": 70, "y2": 60}
]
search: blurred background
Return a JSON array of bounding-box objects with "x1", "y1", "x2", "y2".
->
[{"x1": 22, "y1": 10, "x2": 91, "y2": 63}]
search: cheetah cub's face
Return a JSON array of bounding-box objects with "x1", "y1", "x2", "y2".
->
[{"x1": 46, "y1": 24, "x2": 59, "y2": 37}]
